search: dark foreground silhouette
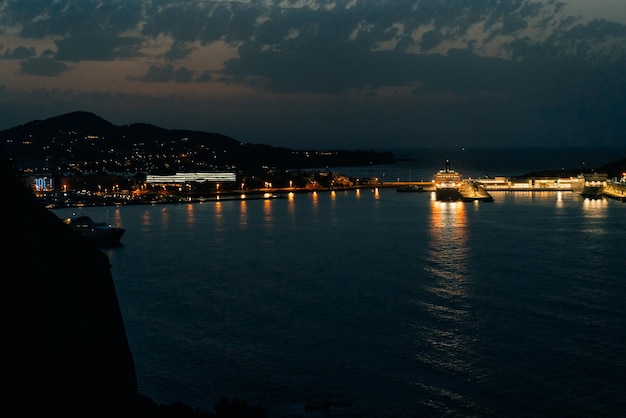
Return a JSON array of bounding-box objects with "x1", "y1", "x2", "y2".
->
[
  {"x1": 6, "y1": 394, "x2": 265, "y2": 418},
  {"x1": 1, "y1": 144, "x2": 267, "y2": 417}
]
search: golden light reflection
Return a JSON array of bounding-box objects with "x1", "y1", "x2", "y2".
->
[
  {"x1": 581, "y1": 198, "x2": 608, "y2": 234},
  {"x1": 330, "y1": 190, "x2": 336, "y2": 200},
  {"x1": 288, "y1": 192, "x2": 296, "y2": 217},
  {"x1": 112, "y1": 207, "x2": 122, "y2": 227},
  {"x1": 186, "y1": 203, "x2": 195, "y2": 224},
  {"x1": 355, "y1": 189, "x2": 361, "y2": 198},
  {"x1": 556, "y1": 191, "x2": 564, "y2": 208},
  {"x1": 582, "y1": 197, "x2": 609, "y2": 211},
  {"x1": 214, "y1": 200, "x2": 222, "y2": 222},
  {"x1": 426, "y1": 200, "x2": 469, "y2": 299},
  {"x1": 374, "y1": 188, "x2": 380, "y2": 199},
  {"x1": 239, "y1": 200, "x2": 248, "y2": 228},
  {"x1": 416, "y1": 200, "x2": 472, "y2": 375},
  {"x1": 430, "y1": 200, "x2": 467, "y2": 232},
  {"x1": 263, "y1": 199, "x2": 273, "y2": 227}
]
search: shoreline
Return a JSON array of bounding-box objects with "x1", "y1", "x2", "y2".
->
[{"x1": 41, "y1": 178, "x2": 626, "y2": 209}]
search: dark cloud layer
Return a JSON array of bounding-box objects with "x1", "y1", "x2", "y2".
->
[
  {"x1": 1, "y1": 0, "x2": 625, "y2": 148},
  {"x1": 19, "y1": 56, "x2": 70, "y2": 76}
]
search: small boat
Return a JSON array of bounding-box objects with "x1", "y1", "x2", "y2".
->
[
  {"x1": 434, "y1": 160, "x2": 462, "y2": 201},
  {"x1": 396, "y1": 184, "x2": 425, "y2": 192},
  {"x1": 63, "y1": 215, "x2": 125, "y2": 246}
]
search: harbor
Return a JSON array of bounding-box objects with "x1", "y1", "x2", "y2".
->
[
  {"x1": 48, "y1": 176, "x2": 626, "y2": 418},
  {"x1": 28, "y1": 156, "x2": 626, "y2": 207},
  {"x1": 35, "y1": 174, "x2": 626, "y2": 208}
]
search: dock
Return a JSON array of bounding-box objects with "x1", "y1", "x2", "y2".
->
[
  {"x1": 460, "y1": 180, "x2": 493, "y2": 201},
  {"x1": 602, "y1": 182, "x2": 626, "y2": 201},
  {"x1": 381, "y1": 176, "x2": 626, "y2": 202}
]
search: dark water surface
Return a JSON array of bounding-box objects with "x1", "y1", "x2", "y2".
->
[{"x1": 52, "y1": 148, "x2": 626, "y2": 417}]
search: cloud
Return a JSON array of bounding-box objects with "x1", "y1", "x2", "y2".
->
[
  {"x1": 165, "y1": 41, "x2": 195, "y2": 62},
  {"x1": 2, "y1": 45, "x2": 36, "y2": 59},
  {"x1": 195, "y1": 70, "x2": 212, "y2": 83},
  {"x1": 54, "y1": 30, "x2": 143, "y2": 62},
  {"x1": 12, "y1": 1, "x2": 143, "y2": 39},
  {"x1": 19, "y1": 57, "x2": 70, "y2": 76},
  {"x1": 127, "y1": 64, "x2": 194, "y2": 83},
  {"x1": 175, "y1": 66, "x2": 194, "y2": 83},
  {"x1": 2, "y1": 0, "x2": 626, "y2": 148}
]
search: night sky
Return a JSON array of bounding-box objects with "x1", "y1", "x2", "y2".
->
[{"x1": 1, "y1": 0, "x2": 625, "y2": 149}]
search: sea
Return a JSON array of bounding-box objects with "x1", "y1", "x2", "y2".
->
[{"x1": 51, "y1": 147, "x2": 626, "y2": 417}]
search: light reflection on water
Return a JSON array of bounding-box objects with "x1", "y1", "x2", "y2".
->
[
  {"x1": 581, "y1": 197, "x2": 608, "y2": 235},
  {"x1": 112, "y1": 207, "x2": 123, "y2": 227},
  {"x1": 411, "y1": 200, "x2": 480, "y2": 414},
  {"x1": 426, "y1": 200, "x2": 468, "y2": 289},
  {"x1": 239, "y1": 200, "x2": 247, "y2": 228},
  {"x1": 582, "y1": 197, "x2": 608, "y2": 215},
  {"x1": 185, "y1": 203, "x2": 195, "y2": 225},
  {"x1": 263, "y1": 199, "x2": 273, "y2": 228}
]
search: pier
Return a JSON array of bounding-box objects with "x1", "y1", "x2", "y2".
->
[{"x1": 603, "y1": 182, "x2": 626, "y2": 201}]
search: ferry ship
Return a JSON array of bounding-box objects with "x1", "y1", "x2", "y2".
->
[
  {"x1": 434, "y1": 160, "x2": 462, "y2": 201},
  {"x1": 572, "y1": 172, "x2": 607, "y2": 198}
]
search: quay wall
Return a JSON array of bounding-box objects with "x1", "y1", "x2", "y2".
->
[{"x1": 603, "y1": 182, "x2": 626, "y2": 201}]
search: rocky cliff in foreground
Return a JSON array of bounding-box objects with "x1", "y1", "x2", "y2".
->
[
  {"x1": 2, "y1": 145, "x2": 138, "y2": 415},
  {"x1": 2, "y1": 144, "x2": 268, "y2": 417}
]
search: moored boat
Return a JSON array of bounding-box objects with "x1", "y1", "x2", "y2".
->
[
  {"x1": 572, "y1": 172, "x2": 607, "y2": 198},
  {"x1": 434, "y1": 160, "x2": 462, "y2": 201},
  {"x1": 63, "y1": 215, "x2": 125, "y2": 246},
  {"x1": 396, "y1": 184, "x2": 425, "y2": 192}
]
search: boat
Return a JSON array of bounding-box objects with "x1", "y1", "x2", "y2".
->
[
  {"x1": 572, "y1": 172, "x2": 607, "y2": 198},
  {"x1": 434, "y1": 160, "x2": 462, "y2": 201},
  {"x1": 63, "y1": 215, "x2": 125, "y2": 246},
  {"x1": 396, "y1": 184, "x2": 425, "y2": 192}
]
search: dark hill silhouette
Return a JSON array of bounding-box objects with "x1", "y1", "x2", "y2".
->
[
  {"x1": 8, "y1": 111, "x2": 117, "y2": 137},
  {"x1": 515, "y1": 156, "x2": 626, "y2": 179},
  {"x1": 1, "y1": 111, "x2": 394, "y2": 173}
]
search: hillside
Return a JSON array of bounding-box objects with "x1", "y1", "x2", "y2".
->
[
  {"x1": 515, "y1": 156, "x2": 626, "y2": 179},
  {"x1": 0, "y1": 111, "x2": 394, "y2": 174}
]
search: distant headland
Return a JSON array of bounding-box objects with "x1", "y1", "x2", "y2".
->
[{"x1": 0, "y1": 111, "x2": 395, "y2": 173}]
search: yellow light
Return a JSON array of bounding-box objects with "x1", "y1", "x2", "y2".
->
[{"x1": 240, "y1": 194, "x2": 246, "y2": 199}]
